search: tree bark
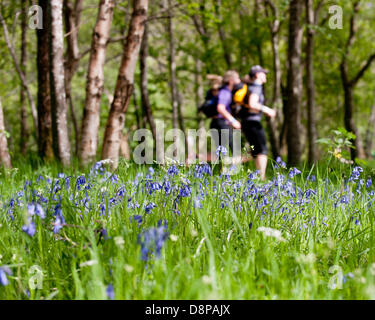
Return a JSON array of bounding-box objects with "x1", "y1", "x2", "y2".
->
[
  {"x1": 365, "y1": 103, "x2": 375, "y2": 158},
  {"x1": 102, "y1": 0, "x2": 148, "y2": 168},
  {"x1": 0, "y1": 99, "x2": 12, "y2": 169},
  {"x1": 20, "y1": 0, "x2": 29, "y2": 155},
  {"x1": 286, "y1": 0, "x2": 304, "y2": 166},
  {"x1": 305, "y1": 0, "x2": 318, "y2": 164},
  {"x1": 64, "y1": 0, "x2": 84, "y2": 156},
  {"x1": 37, "y1": 0, "x2": 54, "y2": 160},
  {"x1": 339, "y1": 1, "x2": 374, "y2": 161},
  {"x1": 50, "y1": 0, "x2": 71, "y2": 166},
  {"x1": 165, "y1": 0, "x2": 179, "y2": 131},
  {"x1": 213, "y1": 0, "x2": 232, "y2": 68},
  {"x1": 0, "y1": 11, "x2": 38, "y2": 138},
  {"x1": 140, "y1": 23, "x2": 157, "y2": 141},
  {"x1": 79, "y1": 0, "x2": 115, "y2": 165}
]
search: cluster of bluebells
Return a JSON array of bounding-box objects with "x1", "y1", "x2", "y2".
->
[
  {"x1": 1, "y1": 154, "x2": 374, "y2": 279},
  {"x1": 138, "y1": 220, "x2": 169, "y2": 262}
]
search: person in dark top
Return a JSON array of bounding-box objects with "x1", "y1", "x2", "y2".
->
[
  {"x1": 210, "y1": 71, "x2": 241, "y2": 156},
  {"x1": 241, "y1": 65, "x2": 276, "y2": 180}
]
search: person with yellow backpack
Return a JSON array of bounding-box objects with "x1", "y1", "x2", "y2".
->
[{"x1": 233, "y1": 65, "x2": 276, "y2": 180}]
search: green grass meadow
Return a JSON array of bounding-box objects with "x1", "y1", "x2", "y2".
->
[{"x1": 1, "y1": 157, "x2": 375, "y2": 300}]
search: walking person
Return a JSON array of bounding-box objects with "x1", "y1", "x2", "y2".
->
[
  {"x1": 239, "y1": 65, "x2": 276, "y2": 180},
  {"x1": 210, "y1": 70, "x2": 241, "y2": 158}
]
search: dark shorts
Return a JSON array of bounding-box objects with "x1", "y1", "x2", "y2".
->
[
  {"x1": 210, "y1": 118, "x2": 234, "y2": 152},
  {"x1": 242, "y1": 120, "x2": 268, "y2": 157}
]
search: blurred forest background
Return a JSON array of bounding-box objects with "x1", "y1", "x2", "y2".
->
[{"x1": 0, "y1": 0, "x2": 374, "y2": 169}]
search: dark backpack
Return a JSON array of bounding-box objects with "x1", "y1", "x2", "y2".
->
[{"x1": 198, "y1": 89, "x2": 219, "y2": 118}]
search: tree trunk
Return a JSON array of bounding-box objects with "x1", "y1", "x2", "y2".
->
[
  {"x1": 305, "y1": 0, "x2": 318, "y2": 164},
  {"x1": 0, "y1": 99, "x2": 12, "y2": 169},
  {"x1": 102, "y1": 0, "x2": 148, "y2": 169},
  {"x1": 165, "y1": 0, "x2": 179, "y2": 131},
  {"x1": 0, "y1": 11, "x2": 38, "y2": 139},
  {"x1": 213, "y1": 0, "x2": 232, "y2": 68},
  {"x1": 195, "y1": 59, "x2": 205, "y2": 129},
  {"x1": 340, "y1": 68, "x2": 365, "y2": 160},
  {"x1": 20, "y1": 0, "x2": 29, "y2": 155},
  {"x1": 140, "y1": 23, "x2": 157, "y2": 141},
  {"x1": 286, "y1": 0, "x2": 303, "y2": 166},
  {"x1": 365, "y1": 104, "x2": 375, "y2": 158},
  {"x1": 37, "y1": 0, "x2": 54, "y2": 160},
  {"x1": 64, "y1": 0, "x2": 84, "y2": 156},
  {"x1": 79, "y1": 0, "x2": 115, "y2": 165},
  {"x1": 50, "y1": 0, "x2": 71, "y2": 166}
]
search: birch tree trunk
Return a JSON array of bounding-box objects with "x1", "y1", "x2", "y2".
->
[
  {"x1": 0, "y1": 99, "x2": 12, "y2": 169},
  {"x1": 102, "y1": 0, "x2": 148, "y2": 168},
  {"x1": 20, "y1": 0, "x2": 29, "y2": 155},
  {"x1": 79, "y1": 0, "x2": 115, "y2": 165},
  {"x1": 286, "y1": 0, "x2": 304, "y2": 166},
  {"x1": 50, "y1": 0, "x2": 71, "y2": 166},
  {"x1": 37, "y1": 0, "x2": 54, "y2": 160}
]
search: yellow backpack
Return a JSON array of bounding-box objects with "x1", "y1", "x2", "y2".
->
[{"x1": 233, "y1": 83, "x2": 249, "y2": 107}]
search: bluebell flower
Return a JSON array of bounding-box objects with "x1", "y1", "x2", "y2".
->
[
  {"x1": 167, "y1": 165, "x2": 179, "y2": 177},
  {"x1": 22, "y1": 218, "x2": 36, "y2": 237},
  {"x1": 57, "y1": 173, "x2": 65, "y2": 179},
  {"x1": 348, "y1": 166, "x2": 363, "y2": 182},
  {"x1": 366, "y1": 178, "x2": 372, "y2": 188},
  {"x1": 275, "y1": 156, "x2": 286, "y2": 169},
  {"x1": 53, "y1": 216, "x2": 63, "y2": 234},
  {"x1": 106, "y1": 284, "x2": 115, "y2": 300},
  {"x1": 133, "y1": 215, "x2": 143, "y2": 224},
  {"x1": 0, "y1": 266, "x2": 12, "y2": 286},
  {"x1": 28, "y1": 202, "x2": 46, "y2": 219},
  {"x1": 289, "y1": 168, "x2": 301, "y2": 178},
  {"x1": 138, "y1": 224, "x2": 169, "y2": 261},
  {"x1": 216, "y1": 145, "x2": 228, "y2": 157},
  {"x1": 145, "y1": 202, "x2": 156, "y2": 214}
]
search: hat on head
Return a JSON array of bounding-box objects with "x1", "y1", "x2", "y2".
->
[{"x1": 249, "y1": 65, "x2": 269, "y2": 78}]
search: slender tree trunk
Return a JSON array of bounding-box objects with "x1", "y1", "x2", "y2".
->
[
  {"x1": 37, "y1": 0, "x2": 54, "y2": 160},
  {"x1": 0, "y1": 11, "x2": 38, "y2": 138},
  {"x1": 213, "y1": 0, "x2": 232, "y2": 68},
  {"x1": 305, "y1": 0, "x2": 318, "y2": 164},
  {"x1": 102, "y1": 0, "x2": 148, "y2": 168},
  {"x1": 365, "y1": 103, "x2": 375, "y2": 158},
  {"x1": 165, "y1": 0, "x2": 179, "y2": 131},
  {"x1": 140, "y1": 23, "x2": 157, "y2": 141},
  {"x1": 0, "y1": 99, "x2": 12, "y2": 169},
  {"x1": 79, "y1": 0, "x2": 115, "y2": 165},
  {"x1": 195, "y1": 59, "x2": 205, "y2": 129},
  {"x1": 286, "y1": 0, "x2": 304, "y2": 166},
  {"x1": 340, "y1": 69, "x2": 365, "y2": 160},
  {"x1": 20, "y1": 0, "x2": 29, "y2": 155},
  {"x1": 339, "y1": 1, "x2": 374, "y2": 161},
  {"x1": 64, "y1": 0, "x2": 84, "y2": 156},
  {"x1": 50, "y1": 0, "x2": 71, "y2": 166}
]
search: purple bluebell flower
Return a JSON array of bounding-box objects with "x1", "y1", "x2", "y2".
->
[
  {"x1": 22, "y1": 218, "x2": 36, "y2": 237},
  {"x1": 289, "y1": 167, "x2": 301, "y2": 178},
  {"x1": 53, "y1": 216, "x2": 63, "y2": 234},
  {"x1": 106, "y1": 284, "x2": 115, "y2": 300},
  {"x1": 275, "y1": 156, "x2": 286, "y2": 169},
  {"x1": 145, "y1": 202, "x2": 156, "y2": 214},
  {"x1": 138, "y1": 224, "x2": 169, "y2": 261},
  {"x1": 216, "y1": 145, "x2": 228, "y2": 157},
  {"x1": 0, "y1": 266, "x2": 12, "y2": 286},
  {"x1": 167, "y1": 164, "x2": 179, "y2": 177},
  {"x1": 366, "y1": 178, "x2": 372, "y2": 188}
]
